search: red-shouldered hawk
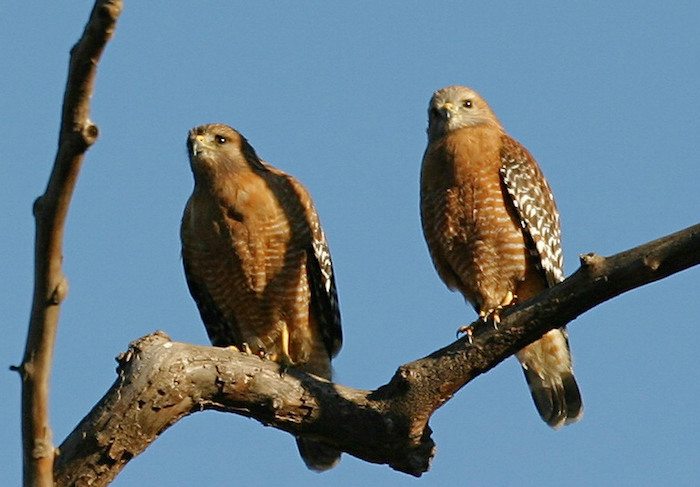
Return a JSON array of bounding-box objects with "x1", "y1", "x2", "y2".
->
[
  {"x1": 181, "y1": 123, "x2": 342, "y2": 470},
  {"x1": 420, "y1": 86, "x2": 583, "y2": 428}
]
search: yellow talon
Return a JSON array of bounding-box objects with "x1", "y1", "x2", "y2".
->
[
  {"x1": 457, "y1": 324, "x2": 475, "y2": 344},
  {"x1": 234, "y1": 342, "x2": 256, "y2": 355},
  {"x1": 479, "y1": 308, "x2": 499, "y2": 328},
  {"x1": 478, "y1": 291, "x2": 518, "y2": 328}
]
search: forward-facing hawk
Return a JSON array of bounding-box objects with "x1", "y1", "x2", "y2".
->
[
  {"x1": 181, "y1": 123, "x2": 342, "y2": 469},
  {"x1": 420, "y1": 86, "x2": 583, "y2": 428}
]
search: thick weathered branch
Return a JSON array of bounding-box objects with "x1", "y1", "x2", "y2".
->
[
  {"x1": 54, "y1": 333, "x2": 430, "y2": 486},
  {"x1": 19, "y1": 2, "x2": 123, "y2": 486},
  {"x1": 54, "y1": 223, "x2": 699, "y2": 486}
]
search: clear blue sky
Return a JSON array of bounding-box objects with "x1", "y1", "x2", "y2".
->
[{"x1": 3, "y1": 2, "x2": 699, "y2": 486}]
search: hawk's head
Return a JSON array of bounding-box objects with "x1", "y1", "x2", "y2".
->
[
  {"x1": 187, "y1": 123, "x2": 265, "y2": 181},
  {"x1": 427, "y1": 85, "x2": 501, "y2": 142}
]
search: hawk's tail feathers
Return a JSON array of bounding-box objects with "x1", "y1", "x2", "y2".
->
[
  {"x1": 522, "y1": 367, "x2": 583, "y2": 429},
  {"x1": 517, "y1": 328, "x2": 583, "y2": 429},
  {"x1": 296, "y1": 437, "x2": 341, "y2": 472}
]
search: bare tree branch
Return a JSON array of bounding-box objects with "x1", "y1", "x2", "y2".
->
[
  {"x1": 53, "y1": 223, "x2": 700, "y2": 486},
  {"x1": 21, "y1": 1, "x2": 700, "y2": 486},
  {"x1": 17, "y1": 2, "x2": 123, "y2": 486}
]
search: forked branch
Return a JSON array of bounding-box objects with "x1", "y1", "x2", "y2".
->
[
  {"x1": 20, "y1": 1, "x2": 700, "y2": 486},
  {"x1": 53, "y1": 223, "x2": 700, "y2": 486}
]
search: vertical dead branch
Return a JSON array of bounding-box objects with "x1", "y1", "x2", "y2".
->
[{"x1": 18, "y1": 1, "x2": 123, "y2": 486}]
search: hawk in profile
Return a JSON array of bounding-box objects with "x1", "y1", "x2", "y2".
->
[
  {"x1": 181, "y1": 123, "x2": 342, "y2": 469},
  {"x1": 420, "y1": 86, "x2": 583, "y2": 428}
]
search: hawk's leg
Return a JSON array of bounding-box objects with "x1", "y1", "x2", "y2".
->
[{"x1": 267, "y1": 324, "x2": 294, "y2": 376}]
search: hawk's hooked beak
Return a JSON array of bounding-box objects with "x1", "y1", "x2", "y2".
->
[
  {"x1": 188, "y1": 132, "x2": 210, "y2": 157},
  {"x1": 440, "y1": 101, "x2": 456, "y2": 120}
]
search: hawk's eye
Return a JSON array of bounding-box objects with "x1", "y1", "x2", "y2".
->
[
  {"x1": 215, "y1": 135, "x2": 227, "y2": 144},
  {"x1": 463, "y1": 99, "x2": 473, "y2": 108}
]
